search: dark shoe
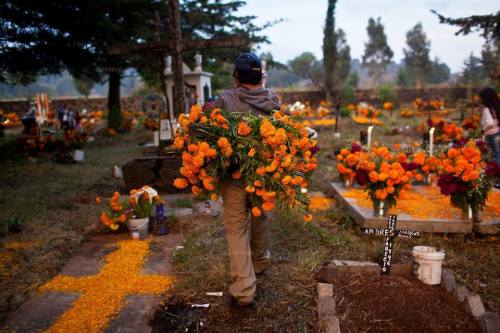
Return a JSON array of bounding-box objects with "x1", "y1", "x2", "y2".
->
[{"x1": 229, "y1": 296, "x2": 256, "y2": 309}]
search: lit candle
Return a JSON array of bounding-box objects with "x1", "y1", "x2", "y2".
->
[
  {"x1": 429, "y1": 127, "x2": 435, "y2": 156},
  {"x1": 367, "y1": 126, "x2": 374, "y2": 149}
]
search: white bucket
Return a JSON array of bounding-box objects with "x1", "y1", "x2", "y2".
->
[
  {"x1": 412, "y1": 246, "x2": 445, "y2": 285},
  {"x1": 127, "y1": 217, "x2": 149, "y2": 240},
  {"x1": 74, "y1": 149, "x2": 85, "y2": 162}
]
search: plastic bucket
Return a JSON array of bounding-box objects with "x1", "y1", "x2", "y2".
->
[
  {"x1": 74, "y1": 149, "x2": 85, "y2": 162},
  {"x1": 127, "y1": 217, "x2": 149, "y2": 240},
  {"x1": 412, "y1": 246, "x2": 445, "y2": 285}
]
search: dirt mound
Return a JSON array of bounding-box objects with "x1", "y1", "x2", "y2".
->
[{"x1": 334, "y1": 274, "x2": 481, "y2": 332}]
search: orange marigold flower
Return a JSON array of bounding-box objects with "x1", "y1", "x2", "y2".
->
[
  {"x1": 303, "y1": 214, "x2": 313, "y2": 222},
  {"x1": 217, "y1": 137, "x2": 229, "y2": 148},
  {"x1": 237, "y1": 121, "x2": 252, "y2": 136},
  {"x1": 251, "y1": 207, "x2": 262, "y2": 217},
  {"x1": 245, "y1": 185, "x2": 255, "y2": 193},
  {"x1": 95, "y1": 196, "x2": 102, "y2": 204},
  {"x1": 375, "y1": 189, "x2": 388, "y2": 200},
  {"x1": 173, "y1": 178, "x2": 189, "y2": 189},
  {"x1": 257, "y1": 166, "x2": 267, "y2": 176},
  {"x1": 254, "y1": 180, "x2": 262, "y2": 187},
  {"x1": 202, "y1": 178, "x2": 215, "y2": 191},
  {"x1": 262, "y1": 201, "x2": 275, "y2": 212},
  {"x1": 231, "y1": 170, "x2": 241, "y2": 179},
  {"x1": 192, "y1": 155, "x2": 204, "y2": 168},
  {"x1": 191, "y1": 186, "x2": 202, "y2": 196},
  {"x1": 173, "y1": 137, "x2": 185, "y2": 149},
  {"x1": 248, "y1": 148, "x2": 256, "y2": 157}
]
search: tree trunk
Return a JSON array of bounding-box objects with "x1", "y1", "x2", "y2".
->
[
  {"x1": 168, "y1": 0, "x2": 186, "y2": 117},
  {"x1": 108, "y1": 70, "x2": 122, "y2": 130}
]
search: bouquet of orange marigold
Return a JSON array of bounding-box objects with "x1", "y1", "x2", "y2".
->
[
  {"x1": 336, "y1": 143, "x2": 365, "y2": 186},
  {"x1": 170, "y1": 104, "x2": 318, "y2": 221},
  {"x1": 356, "y1": 146, "x2": 414, "y2": 216},
  {"x1": 437, "y1": 142, "x2": 496, "y2": 222}
]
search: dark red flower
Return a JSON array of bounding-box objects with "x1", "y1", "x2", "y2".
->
[
  {"x1": 485, "y1": 161, "x2": 500, "y2": 177},
  {"x1": 355, "y1": 169, "x2": 368, "y2": 186},
  {"x1": 351, "y1": 143, "x2": 362, "y2": 153}
]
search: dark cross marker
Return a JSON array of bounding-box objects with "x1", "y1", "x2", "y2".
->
[{"x1": 361, "y1": 214, "x2": 420, "y2": 274}]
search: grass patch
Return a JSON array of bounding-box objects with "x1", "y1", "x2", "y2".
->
[
  {"x1": 0, "y1": 130, "x2": 147, "y2": 320},
  {"x1": 169, "y1": 198, "x2": 193, "y2": 209}
]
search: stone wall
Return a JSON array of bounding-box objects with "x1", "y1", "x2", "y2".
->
[
  {"x1": 277, "y1": 87, "x2": 475, "y2": 106},
  {"x1": 0, "y1": 86, "x2": 476, "y2": 115},
  {"x1": 0, "y1": 96, "x2": 141, "y2": 115}
]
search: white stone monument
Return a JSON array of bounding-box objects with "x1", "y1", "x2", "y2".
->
[{"x1": 164, "y1": 53, "x2": 213, "y2": 117}]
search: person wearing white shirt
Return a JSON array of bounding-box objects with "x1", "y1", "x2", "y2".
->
[{"x1": 479, "y1": 87, "x2": 500, "y2": 167}]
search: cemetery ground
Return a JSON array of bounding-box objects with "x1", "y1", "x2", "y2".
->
[{"x1": 0, "y1": 114, "x2": 499, "y2": 331}]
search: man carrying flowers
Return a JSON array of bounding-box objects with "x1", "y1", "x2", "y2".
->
[{"x1": 215, "y1": 53, "x2": 280, "y2": 307}]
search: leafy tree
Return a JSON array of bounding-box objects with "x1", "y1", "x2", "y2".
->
[
  {"x1": 482, "y1": 38, "x2": 500, "y2": 87},
  {"x1": 362, "y1": 17, "x2": 393, "y2": 86},
  {"x1": 334, "y1": 29, "x2": 352, "y2": 88},
  {"x1": 346, "y1": 72, "x2": 359, "y2": 88},
  {"x1": 73, "y1": 77, "x2": 95, "y2": 98},
  {"x1": 1, "y1": 0, "x2": 160, "y2": 130},
  {"x1": 396, "y1": 67, "x2": 414, "y2": 87},
  {"x1": 432, "y1": 10, "x2": 500, "y2": 87},
  {"x1": 431, "y1": 10, "x2": 500, "y2": 41},
  {"x1": 1, "y1": 1, "x2": 271, "y2": 129},
  {"x1": 172, "y1": 0, "x2": 274, "y2": 92},
  {"x1": 428, "y1": 58, "x2": 451, "y2": 84},
  {"x1": 403, "y1": 23, "x2": 431, "y2": 88},
  {"x1": 461, "y1": 53, "x2": 486, "y2": 86},
  {"x1": 323, "y1": 0, "x2": 337, "y2": 99},
  {"x1": 288, "y1": 52, "x2": 320, "y2": 85}
]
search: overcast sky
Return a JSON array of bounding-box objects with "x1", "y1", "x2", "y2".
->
[{"x1": 238, "y1": 0, "x2": 499, "y2": 72}]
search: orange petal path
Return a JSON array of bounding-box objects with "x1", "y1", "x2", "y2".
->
[{"x1": 39, "y1": 239, "x2": 174, "y2": 333}]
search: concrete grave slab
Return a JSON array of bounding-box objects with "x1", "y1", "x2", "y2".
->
[
  {"x1": 3, "y1": 292, "x2": 79, "y2": 333},
  {"x1": 330, "y1": 183, "x2": 476, "y2": 233}
]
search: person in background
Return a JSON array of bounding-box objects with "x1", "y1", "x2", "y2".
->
[
  {"x1": 479, "y1": 87, "x2": 500, "y2": 164},
  {"x1": 479, "y1": 87, "x2": 500, "y2": 188},
  {"x1": 215, "y1": 53, "x2": 280, "y2": 308}
]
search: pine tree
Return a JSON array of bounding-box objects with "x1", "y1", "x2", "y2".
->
[
  {"x1": 462, "y1": 53, "x2": 486, "y2": 87},
  {"x1": 403, "y1": 23, "x2": 431, "y2": 89},
  {"x1": 362, "y1": 17, "x2": 393, "y2": 86},
  {"x1": 323, "y1": 0, "x2": 337, "y2": 100},
  {"x1": 482, "y1": 38, "x2": 500, "y2": 87},
  {"x1": 428, "y1": 58, "x2": 451, "y2": 84}
]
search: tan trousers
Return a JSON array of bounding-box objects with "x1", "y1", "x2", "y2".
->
[{"x1": 222, "y1": 180, "x2": 270, "y2": 303}]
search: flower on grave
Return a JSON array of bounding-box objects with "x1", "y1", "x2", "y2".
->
[
  {"x1": 436, "y1": 141, "x2": 494, "y2": 219},
  {"x1": 99, "y1": 186, "x2": 162, "y2": 231}
]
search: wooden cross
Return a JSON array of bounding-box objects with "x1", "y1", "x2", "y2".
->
[
  {"x1": 361, "y1": 214, "x2": 420, "y2": 274},
  {"x1": 107, "y1": 0, "x2": 249, "y2": 117},
  {"x1": 39, "y1": 240, "x2": 174, "y2": 332}
]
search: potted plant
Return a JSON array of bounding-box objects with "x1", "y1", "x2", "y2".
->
[
  {"x1": 127, "y1": 186, "x2": 162, "y2": 239},
  {"x1": 99, "y1": 186, "x2": 162, "y2": 239}
]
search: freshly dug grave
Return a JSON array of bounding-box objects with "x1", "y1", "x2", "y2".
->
[{"x1": 334, "y1": 274, "x2": 481, "y2": 333}]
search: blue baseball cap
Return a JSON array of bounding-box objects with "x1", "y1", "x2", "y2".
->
[{"x1": 234, "y1": 53, "x2": 262, "y2": 73}]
